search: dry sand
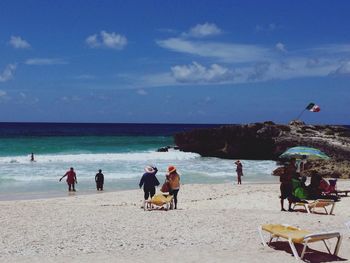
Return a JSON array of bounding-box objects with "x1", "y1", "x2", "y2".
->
[{"x1": 1, "y1": 181, "x2": 350, "y2": 263}]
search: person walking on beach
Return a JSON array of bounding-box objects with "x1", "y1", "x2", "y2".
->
[
  {"x1": 95, "y1": 169, "x2": 104, "y2": 191},
  {"x1": 59, "y1": 167, "x2": 77, "y2": 192},
  {"x1": 235, "y1": 160, "x2": 243, "y2": 184},
  {"x1": 280, "y1": 158, "x2": 296, "y2": 212},
  {"x1": 167, "y1": 165, "x2": 180, "y2": 209},
  {"x1": 30, "y1": 153, "x2": 35, "y2": 162},
  {"x1": 139, "y1": 166, "x2": 160, "y2": 202}
]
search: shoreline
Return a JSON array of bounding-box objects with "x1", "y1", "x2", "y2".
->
[
  {"x1": 0, "y1": 180, "x2": 282, "y2": 202},
  {"x1": 1, "y1": 182, "x2": 350, "y2": 262}
]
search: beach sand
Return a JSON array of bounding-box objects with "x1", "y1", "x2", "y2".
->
[{"x1": 1, "y1": 181, "x2": 350, "y2": 263}]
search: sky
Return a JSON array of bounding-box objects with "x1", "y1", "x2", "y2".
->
[{"x1": 0, "y1": 0, "x2": 349, "y2": 124}]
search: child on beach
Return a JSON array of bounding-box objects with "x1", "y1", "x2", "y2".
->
[
  {"x1": 59, "y1": 167, "x2": 77, "y2": 192},
  {"x1": 235, "y1": 160, "x2": 243, "y2": 184},
  {"x1": 95, "y1": 169, "x2": 104, "y2": 191}
]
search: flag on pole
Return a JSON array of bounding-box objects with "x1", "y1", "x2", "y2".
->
[{"x1": 306, "y1": 103, "x2": 320, "y2": 112}]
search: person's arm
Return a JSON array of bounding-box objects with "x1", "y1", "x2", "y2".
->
[
  {"x1": 74, "y1": 173, "x2": 77, "y2": 184},
  {"x1": 139, "y1": 174, "x2": 145, "y2": 188},
  {"x1": 155, "y1": 175, "x2": 160, "y2": 186},
  {"x1": 59, "y1": 173, "x2": 67, "y2": 182},
  {"x1": 95, "y1": 174, "x2": 98, "y2": 182}
]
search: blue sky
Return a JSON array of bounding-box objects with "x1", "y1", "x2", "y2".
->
[{"x1": 0, "y1": 0, "x2": 349, "y2": 124}]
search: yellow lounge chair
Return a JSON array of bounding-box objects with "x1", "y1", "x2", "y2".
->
[
  {"x1": 259, "y1": 224, "x2": 342, "y2": 260},
  {"x1": 144, "y1": 194, "x2": 174, "y2": 211},
  {"x1": 293, "y1": 199, "x2": 335, "y2": 215}
]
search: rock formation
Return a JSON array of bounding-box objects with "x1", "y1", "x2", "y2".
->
[{"x1": 174, "y1": 121, "x2": 350, "y2": 178}]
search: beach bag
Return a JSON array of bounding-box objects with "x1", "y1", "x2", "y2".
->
[{"x1": 161, "y1": 181, "x2": 170, "y2": 193}]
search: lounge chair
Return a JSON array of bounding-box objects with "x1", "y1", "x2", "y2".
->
[
  {"x1": 293, "y1": 199, "x2": 335, "y2": 215},
  {"x1": 144, "y1": 193, "x2": 174, "y2": 211},
  {"x1": 259, "y1": 224, "x2": 343, "y2": 260}
]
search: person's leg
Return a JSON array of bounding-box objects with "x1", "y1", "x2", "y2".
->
[
  {"x1": 173, "y1": 189, "x2": 179, "y2": 209},
  {"x1": 280, "y1": 184, "x2": 286, "y2": 211},
  {"x1": 100, "y1": 184, "x2": 103, "y2": 191},
  {"x1": 144, "y1": 189, "x2": 150, "y2": 200},
  {"x1": 238, "y1": 175, "x2": 241, "y2": 184},
  {"x1": 68, "y1": 183, "x2": 72, "y2": 191},
  {"x1": 150, "y1": 187, "x2": 156, "y2": 198},
  {"x1": 72, "y1": 183, "x2": 76, "y2": 191},
  {"x1": 96, "y1": 183, "x2": 99, "y2": 191}
]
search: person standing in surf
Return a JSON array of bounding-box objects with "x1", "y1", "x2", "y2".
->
[
  {"x1": 59, "y1": 167, "x2": 77, "y2": 192},
  {"x1": 235, "y1": 160, "x2": 243, "y2": 184},
  {"x1": 95, "y1": 169, "x2": 104, "y2": 191}
]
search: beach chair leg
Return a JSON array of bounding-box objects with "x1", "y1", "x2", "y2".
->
[
  {"x1": 288, "y1": 238, "x2": 300, "y2": 260},
  {"x1": 258, "y1": 227, "x2": 267, "y2": 246},
  {"x1": 300, "y1": 242, "x2": 309, "y2": 259},
  {"x1": 305, "y1": 205, "x2": 310, "y2": 213},
  {"x1": 324, "y1": 206, "x2": 328, "y2": 215},
  {"x1": 334, "y1": 236, "x2": 342, "y2": 256},
  {"x1": 330, "y1": 203, "x2": 335, "y2": 215},
  {"x1": 322, "y1": 240, "x2": 331, "y2": 254}
]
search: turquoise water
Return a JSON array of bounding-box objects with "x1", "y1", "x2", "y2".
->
[{"x1": 0, "y1": 135, "x2": 278, "y2": 200}]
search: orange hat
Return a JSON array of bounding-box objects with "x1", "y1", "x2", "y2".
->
[{"x1": 167, "y1": 165, "x2": 176, "y2": 174}]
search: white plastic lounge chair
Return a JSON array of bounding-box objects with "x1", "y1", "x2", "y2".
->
[
  {"x1": 293, "y1": 199, "x2": 335, "y2": 215},
  {"x1": 259, "y1": 224, "x2": 342, "y2": 260}
]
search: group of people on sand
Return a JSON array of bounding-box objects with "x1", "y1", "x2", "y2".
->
[
  {"x1": 280, "y1": 156, "x2": 338, "y2": 212},
  {"x1": 58, "y1": 165, "x2": 181, "y2": 209},
  {"x1": 139, "y1": 165, "x2": 180, "y2": 209},
  {"x1": 59, "y1": 167, "x2": 104, "y2": 192}
]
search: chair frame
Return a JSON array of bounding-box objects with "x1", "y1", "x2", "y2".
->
[
  {"x1": 293, "y1": 199, "x2": 335, "y2": 215},
  {"x1": 258, "y1": 225, "x2": 342, "y2": 260}
]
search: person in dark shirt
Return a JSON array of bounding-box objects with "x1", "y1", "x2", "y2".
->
[
  {"x1": 139, "y1": 166, "x2": 159, "y2": 201},
  {"x1": 95, "y1": 169, "x2": 104, "y2": 191},
  {"x1": 280, "y1": 158, "x2": 296, "y2": 212}
]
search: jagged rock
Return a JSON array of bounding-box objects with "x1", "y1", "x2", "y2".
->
[{"x1": 174, "y1": 122, "x2": 350, "y2": 178}]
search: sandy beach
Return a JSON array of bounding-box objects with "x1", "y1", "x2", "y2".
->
[{"x1": 1, "y1": 181, "x2": 350, "y2": 263}]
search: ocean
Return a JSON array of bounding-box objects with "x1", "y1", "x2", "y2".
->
[{"x1": 0, "y1": 123, "x2": 278, "y2": 200}]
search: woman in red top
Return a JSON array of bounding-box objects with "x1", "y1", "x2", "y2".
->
[{"x1": 59, "y1": 167, "x2": 77, "y2": 191}]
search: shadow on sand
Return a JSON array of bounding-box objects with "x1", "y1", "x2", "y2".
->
[{"x1": 269, "y1": 241, "x2": 346, "y2": 262}]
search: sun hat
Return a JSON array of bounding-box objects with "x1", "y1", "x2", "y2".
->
[
  {"x1": 144, "y1": 166, "x2": 155, "y2": 173},
  {"x1": 235, "y1": 160, "x2": 241, "y2": 164},
  {"x1": 167, "y1": 165, "x2": 176, "y2": 174}
]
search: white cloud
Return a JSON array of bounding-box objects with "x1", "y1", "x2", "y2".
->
[
  {"x1": 157, "y1": 38, "x2": 271, "y2": 63},
  {"x1": 171, "y1": 61, "x2": 234, "y2": 83},
  {"x1": 137, "y1": 89, "x2": 148, "y2": 95},
  {"x1": 255, "y1": 23, "x2": 279, "y2": 32},
  {"x1": 184, "y1": 23, "x2": 222, "y2": 38},
  {"x1": 86, "y1": 31, "x2": 127, "y2": 50},
  {"x1": 25, "y1": 58, "x2": 68, "y2": 65},
  {"x1": 0, "y1": 64, "x2": 17, "y2": 82},
  {"x1": 275, "y1": 42, "x2": 287, "y2": 52},
  {"x1": 331, "y1": 61, "x2": 350, "y2": 75},
  {"x1": 75, "y1": 74, "x2": 95, "y2": 80},
  {"x1": 0, "y1": 90, "x2": 7, "y2": 97},
  {"x1": 85, "y1": 34, "x2": 99, "y2": 48},
  {"x1": 9, "y1": 36, "x2": 31, "y2": 49}
]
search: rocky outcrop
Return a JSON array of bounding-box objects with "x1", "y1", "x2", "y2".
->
[{"x1": 174, "y1": 121, "x2": 350, "y2": 178}]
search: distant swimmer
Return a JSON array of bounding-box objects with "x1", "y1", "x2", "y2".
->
[
  {"x1": 30, "y1": 153, "x2": 35, "y2": 162},
  {"x1": 234, "y1": 160, "x2": 243, "y2": 185},
  {"x1": 59, "y1": 167, "x2": 77, "y2": 192},
  {"x1": 95, "y1": 169, "x2": 104, "y2": 191}
]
